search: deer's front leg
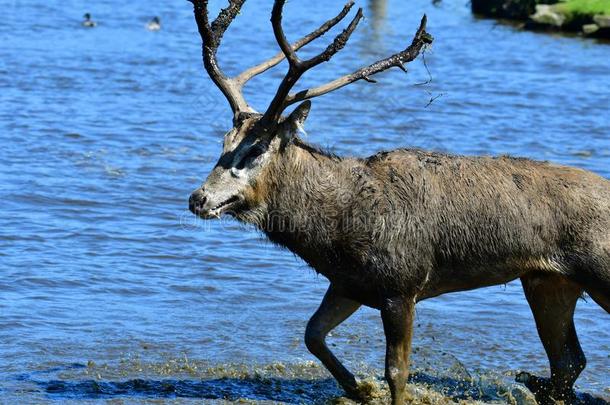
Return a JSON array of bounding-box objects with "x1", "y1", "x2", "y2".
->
[
  {"x1": 381, "y1": 296, "x2": 415, "y2": 405},
  {"x1": 305, "y1": 285, "x2": 362, "y2": 399}
]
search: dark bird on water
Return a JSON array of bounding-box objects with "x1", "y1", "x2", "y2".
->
[
  {"x1": 147, "y1": 16, "x2": 161, "y2": 31},
  {"x1": 82, "y1": 13, "x2": 97, "y2": 28}
]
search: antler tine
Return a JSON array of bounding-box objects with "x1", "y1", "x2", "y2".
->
[
  {"x1": 301, "y1": 7, "x2": 363, "y2": 69},
  {"x1": 235, "y1": 1, "x2": 356, "y2": 86},
  {"x1": 210, "y1": 0, "x2": 245, "y2": 42},
  {"x1": 286, "y1": 15, "x2": 433, "y2": 107},
  {"x1": 261, "y1": 0, "x2": 364, "y2": 127},
  {"x1": 190, "y1": 0, "x2": 254, "y2": 118},
  {"x1": 270, "y1": 0, "x2": 301, "y2": 67}
]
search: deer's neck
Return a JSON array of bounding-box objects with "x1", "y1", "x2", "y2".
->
[{"x1": 251, "y1": 140, "x2": 355, "y2": 263}]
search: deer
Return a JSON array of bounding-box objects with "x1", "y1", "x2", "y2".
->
[{"x1": 186, "y1": 1, "x2": 610, "y2": 404}]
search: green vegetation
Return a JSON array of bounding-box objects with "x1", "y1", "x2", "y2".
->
[
  {"x1": 548, "y1": 0, "x2": 610, "y2": 32},
  {"x1": 555, "y1": 0, "x2": 610, "y2": 17},
  {"x1": 474, "y1": 0, "x2": 610, "y2": 36},
  {"x1": 528, "y1": 0, "x2": 610, "y2": 33}
]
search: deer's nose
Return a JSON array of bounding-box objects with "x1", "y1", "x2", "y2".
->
[{"x1": 189, "y1": 188, "x2": 207, "y2": 214}]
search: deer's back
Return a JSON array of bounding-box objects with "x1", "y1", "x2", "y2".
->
[{"x1": 333, "y1": 148, "x2": 610, "y2": 298}]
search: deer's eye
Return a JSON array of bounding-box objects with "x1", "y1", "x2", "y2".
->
[{"x1": 236, "y1": 145, "x2": 265, "y2": 170}]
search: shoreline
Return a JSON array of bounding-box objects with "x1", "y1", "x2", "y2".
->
[
  {"x1": 6, "y1": 358, "x2": 609, "y2": 404},
  {"x1": 471, "y1": 0, "x2": 610, "y2": 40}
]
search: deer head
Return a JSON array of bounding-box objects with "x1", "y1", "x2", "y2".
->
[{"x1": 188, "y1": 0, "x2": 432, "y2": 220}]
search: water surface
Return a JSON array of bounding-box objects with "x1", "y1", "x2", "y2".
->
[{"x1": 0, "y1": 0, "x2": 608, "y2": 402}]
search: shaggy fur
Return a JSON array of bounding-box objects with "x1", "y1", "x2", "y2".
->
[
  {"x1": 243, "y1": 140, "x2": 610, "y2": 310},
  {"x1": 190, "y1": 112, "x2": 609, "y2": 404}
]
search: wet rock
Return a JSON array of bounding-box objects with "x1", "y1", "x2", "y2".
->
[
  {"x1": 509, "y1": 385, "x2": 538, "y2": 405},
  {"x1": 584, "y1": 15, "x2": 610, "y2": 38},
  {"x1": 582, "y1": 23, "x2": 600, "y2": 35},
  {"x1": 593, "y1": 14, "x2": 610, "y2": 28},
  {"x1": 472, "y1": 0, "x2": 610, "y2": 39},
  {"x1": 528, "y1": 4, "x2": 566, "y2": 28}
]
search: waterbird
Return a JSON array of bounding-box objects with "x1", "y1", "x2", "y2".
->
[
  {"x1": 82, "y1": 13, "x2": 97, "y2": 28},
  {"x1": 146, "y1": 16, "x2": 161, "y2": 31}
]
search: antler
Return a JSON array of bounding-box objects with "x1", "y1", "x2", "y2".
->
[
  {"x1": 190, "y1": 0, "x2": 359, "y2": 121},
  {"x1": 260, "y1": 0, "x2": 364, "y2": 126},
  {"x1": 190, "y1": 0, "x2": 433, "y2": 126},
  {"x1": 287, "y1": 16, "x2": 433, "y2": 106},
  {"x1": 260, "y1": 1, "x2": 433, "y2": 126},
  {"x1": 190, "y1": 0, "x2": 252, "y2": 118},
  {"x1": 235, "y1": 1, "x2": 357, "y2": 86}
]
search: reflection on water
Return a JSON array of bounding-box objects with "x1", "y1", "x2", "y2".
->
[
  {"x1": 0, "y1": 0, "x2": 608, "y2": 402},
  {"x1": 368, "y1": 0, "x2": 388, "y2": 37}
]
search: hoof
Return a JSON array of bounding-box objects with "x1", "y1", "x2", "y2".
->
[
  {"x1": 342, "y1": 379, "x2": 379, "y2": 403},
  {"x1": 343, "y1": 388, "x2": 368, "y2": 403},
  {"x1": 516, "y1": 372, "x2": 578, "y2": 405}
]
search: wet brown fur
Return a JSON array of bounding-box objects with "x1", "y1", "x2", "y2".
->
[
  {"x1": 193, "y1": 117, "x2": 609, "y2": 404},
  {"x1": 241, "y1": 138, "x2": 610, "y2": 308},
  {"x1": 186, "y1": 2, "x2": 608, "y2": 401},
  {"x1": 231, "y1": 127, "x2": 609, "y2": 404}
]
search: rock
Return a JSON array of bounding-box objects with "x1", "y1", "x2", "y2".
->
[
  {"x1": 582, "y1": 15, "x2": 610, "y2": 38},
  {"x1": 472, "y1": 0, "x2": 538, "y2": 20},
  {"x1": 471, "y1": 0, "x2": 610, "y2": 38},
  {"x1": 593, "y1": 14, "x2": 610, "y2": 28},
  {"x1": 529, "y1": 4, "x2": 566, "y2": 28},
  {"x1": 583, "y1": 23, "x2": 600, "y2": 35},
  {"x1": 509, "y1": 385, "x2": 538, "y2": 405}
]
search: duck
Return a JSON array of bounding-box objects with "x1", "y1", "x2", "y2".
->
[
  {"x1": 146, "y1": 16, "x2": 161, "y2": 31},
  {"x1": 82, "y1": 13, "x2": 97, "y2": 28}
]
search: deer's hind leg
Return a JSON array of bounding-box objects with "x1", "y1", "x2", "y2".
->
[
  {"x1": 518, "y1": 273, "x2": 586, "y2": 405},
  {"x1": 380, "y1": 296, "x2": 415, "y2": 405},
  {"x1": 305, "y1": 285, "x2": 362, "y2": 400}
]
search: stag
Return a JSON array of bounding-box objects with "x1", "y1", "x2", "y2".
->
[{"x1": 187, "y1": 1, "x2": 610, "y2": 404}]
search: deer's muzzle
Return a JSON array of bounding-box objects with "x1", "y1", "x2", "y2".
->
[
  {"x1": 189, "y1": 188, "x2": 207, "y2": 216},
  {"x1": 189, "y1": 187, "x2": 242, "y2": 219}
]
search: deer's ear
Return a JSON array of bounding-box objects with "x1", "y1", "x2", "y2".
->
[{"x1": 284, "y1": 101, "x2": 311, "y2": 135}]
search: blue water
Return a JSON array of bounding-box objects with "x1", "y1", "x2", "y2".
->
[{"x1": 0, "y1": 0, "x2": 608, "y2": 403}]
